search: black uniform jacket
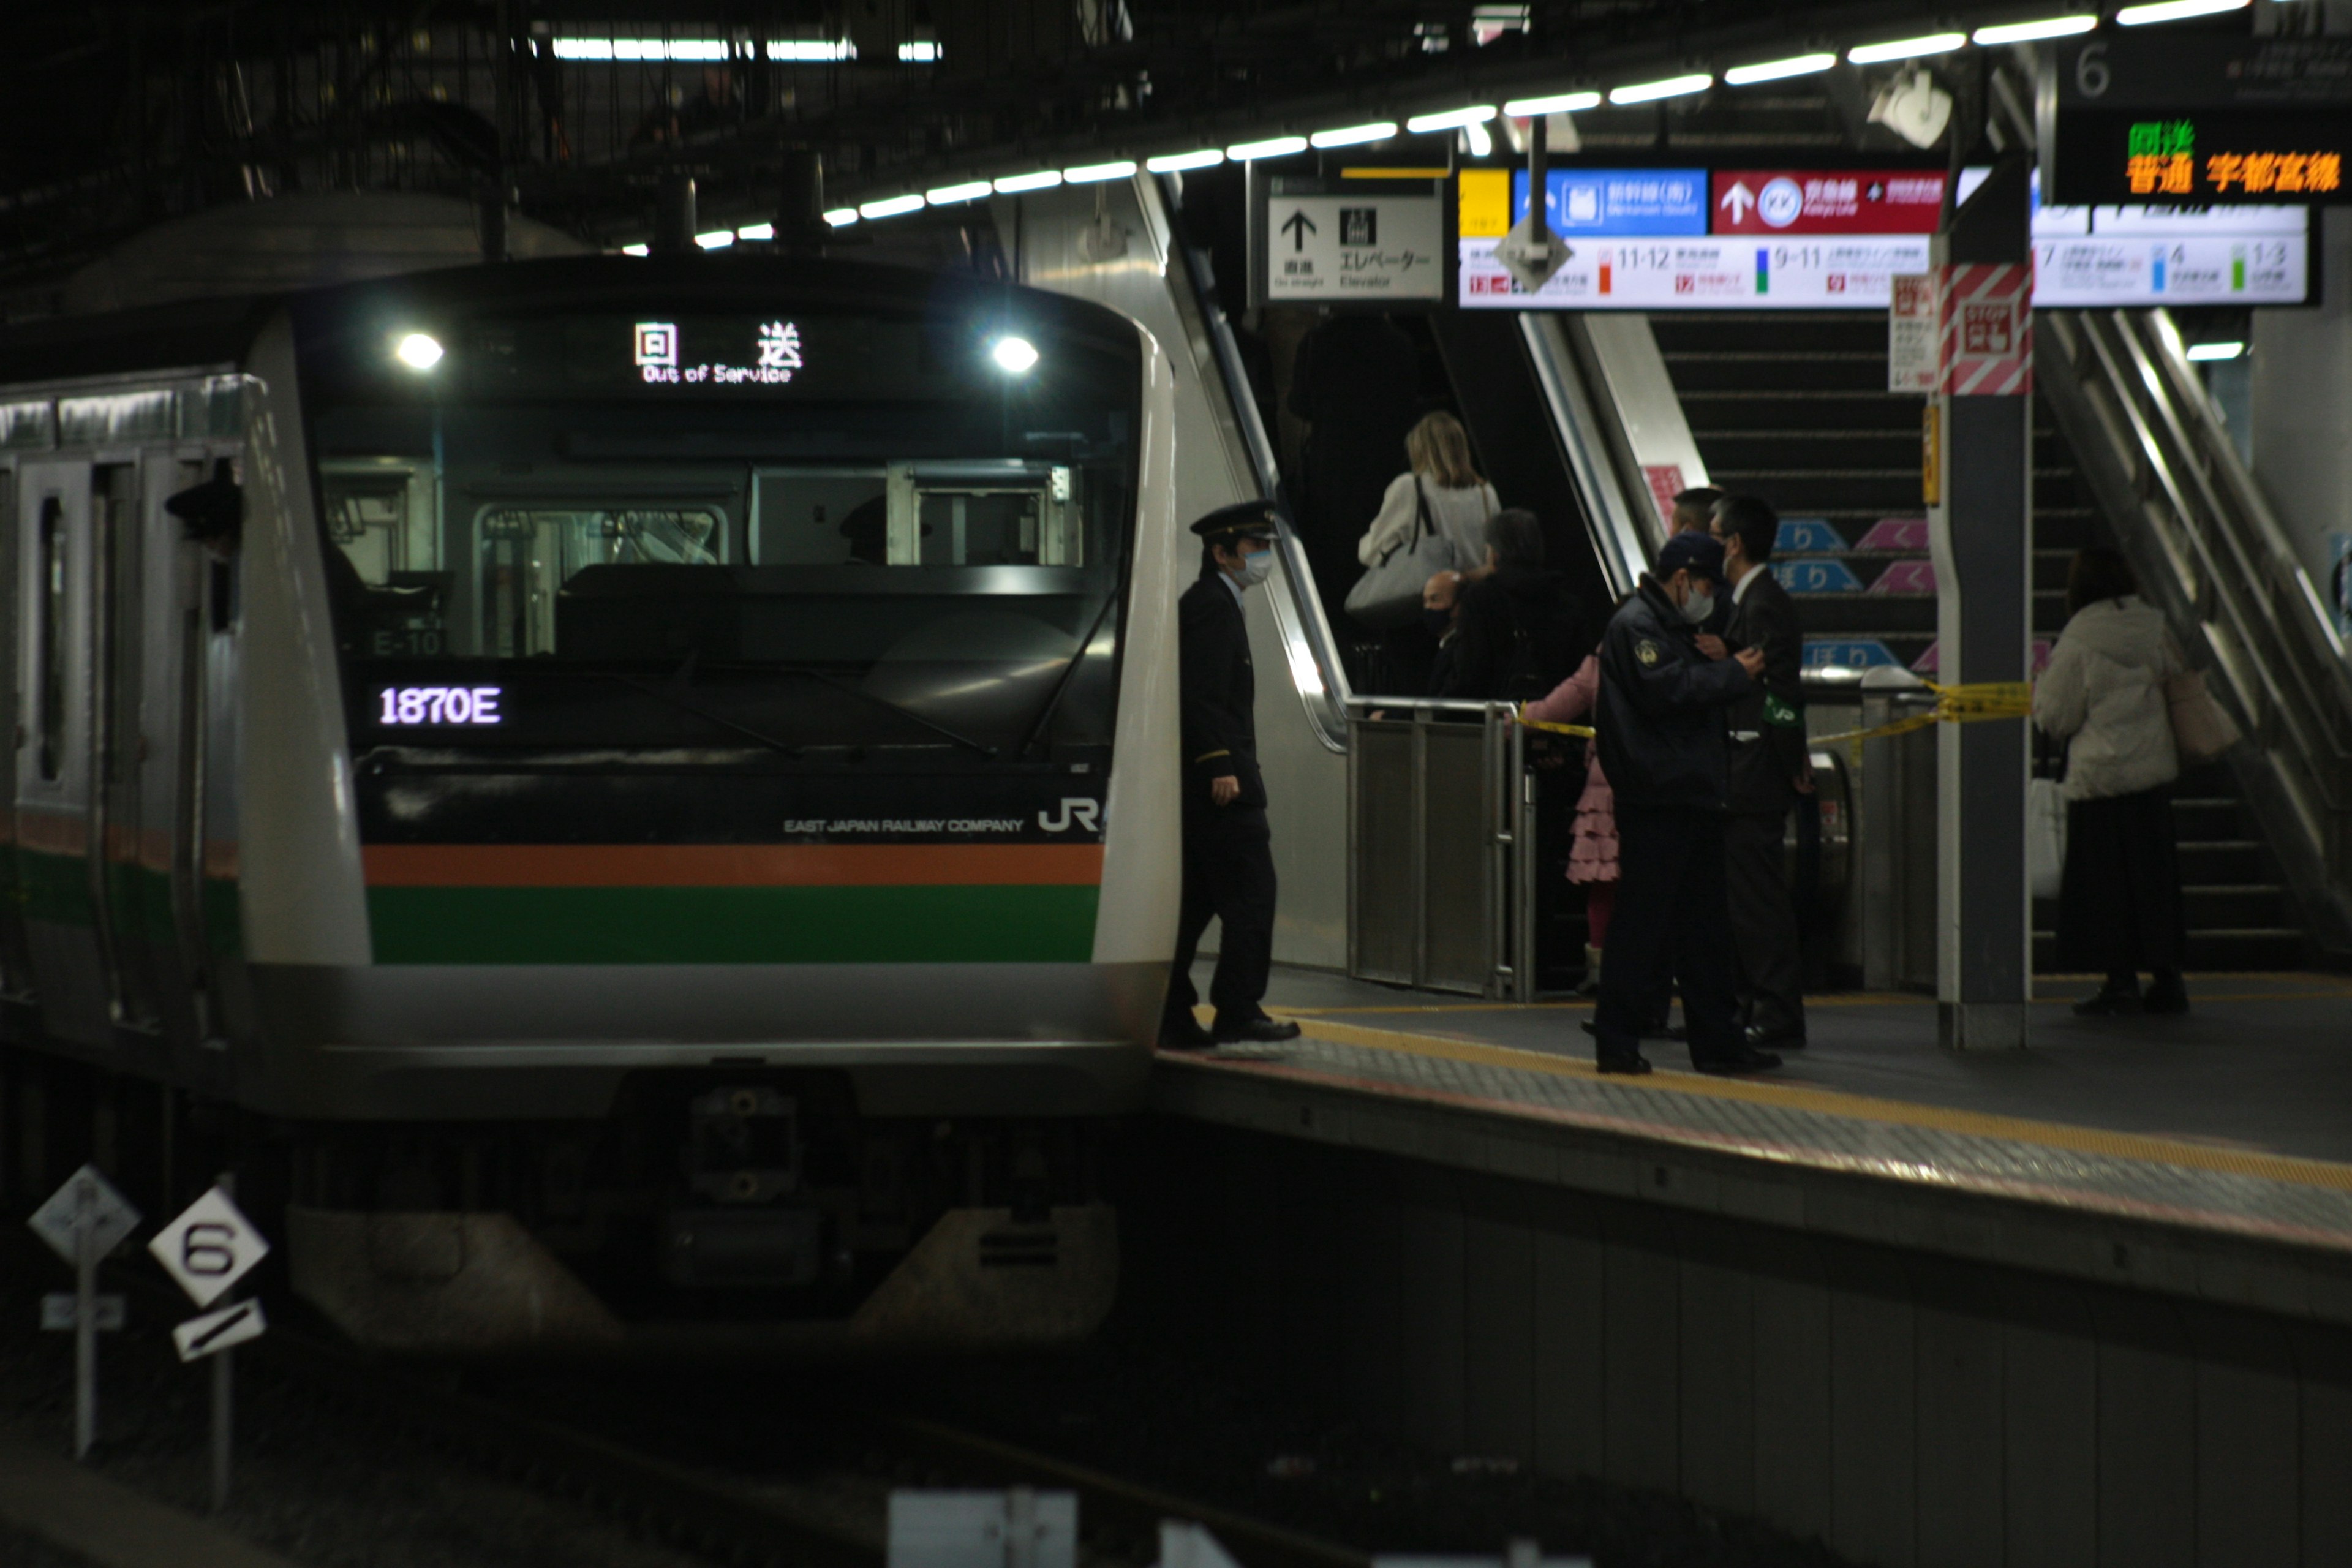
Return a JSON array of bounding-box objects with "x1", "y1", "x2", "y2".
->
[
  {"x1": 1595, "y1": 578, "x2": 1755, "y2": 812},
  {"x1": 1178, "y1": 573, "x2": 1265, "y2": 811},
  {"x1": 1722, "y1": 565, "x2": 1809, "y2": 815}
]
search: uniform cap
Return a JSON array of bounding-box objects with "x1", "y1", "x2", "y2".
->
[
  {"x1": 1655, "y1": 530, "x2": 1726, "y2": 584},
  {"x1": 1191, "y1": 501, "x2": 1282, "y2": 542}
]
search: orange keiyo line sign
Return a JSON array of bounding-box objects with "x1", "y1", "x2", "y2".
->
[{"x1": 363, "y1": 843, "x2": 1106, "y2": 888}]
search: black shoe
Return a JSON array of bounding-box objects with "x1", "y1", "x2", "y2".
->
[
  {"x1": 1596, "y1": 1052, "x2": 1653, "y2": 1075},
  {"x1": 2072, "y1": 987, "x2": 2143, "y2": 1017},
  {"x1": 1746, "y1": 1025, "x2": 1806, "y2": 1050},
  {"x1": 2142, "y1": 977, "x2": 2190, "y2": 1016},
  {"x1": 1212, "y1": 1016, "x2": 1302, "y2": 1044},
  {"x1": 1694, "y1": 1046, "x2": 1782, "y2": 1075},
  {"x1": 1159, "y1": 1016, "x2": 1216, "y2": 1050}
]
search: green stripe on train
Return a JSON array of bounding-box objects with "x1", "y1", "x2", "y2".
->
[{"x1": 364, "y1": 884, "x2": 1103, "y2": 965}]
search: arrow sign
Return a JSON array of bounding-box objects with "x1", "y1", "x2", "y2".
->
[
  {"x1": 172, "y1": 1299, "x2": 266, "y2": 1364},
  {"x1": 1719, "y1": 180, "x2": 1756, "y2": 224},
  {"x1": 28, "y1": 1165, "x2": 141, "y2": 1266},
  {"x1": 149, "y1": 1186, "x2": 270, "y2": 1310},
  {"x1": 1280, "y1": 209, "x2": 1317, "y2": 252}
]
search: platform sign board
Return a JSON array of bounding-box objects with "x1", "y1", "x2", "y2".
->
[
  {"x1": 1958, "y1": 165, "x2": 2312, "y2": 307},
  {"x1": 888, "y1": 1489, "x2": 1077, "y2": 1568},
  {"x1": 1712, "y1": 170, "x2": 1943, "y2": 235},
  {"x1": 1261, "y1": 188, "x2": 1444, "y2": 303},
  {"x1": 149, "y1": 1186, "x2": 270, "y2": 1310},
  {"x1": 2053, "y1": 35, "x2": 2352, "y2": 206},
  {"x1": 1889, "y1": 273, "x2": 1939, "y2": 393}
]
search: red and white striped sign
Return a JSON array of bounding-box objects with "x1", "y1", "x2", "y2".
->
[{"x1": 1937, "y1": 263, "x2": 2033, "y2": 396}]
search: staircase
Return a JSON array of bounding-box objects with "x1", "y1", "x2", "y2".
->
[{"x1": 1652, "y1": 309, "x2": 2305, "y2": 971}]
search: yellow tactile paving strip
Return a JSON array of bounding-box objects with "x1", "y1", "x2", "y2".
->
[{"x1": 1260, "y1": 1011, "x2": 2352, "y2": 1197}]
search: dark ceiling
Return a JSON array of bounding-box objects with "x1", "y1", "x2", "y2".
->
[{"x1": 0, "y1": 2, "x2": 2154, "y2": 298}]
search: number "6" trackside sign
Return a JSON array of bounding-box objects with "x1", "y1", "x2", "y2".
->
[{"x1": 148, "y1": 1188, "x2": 270, "y2": 1309}]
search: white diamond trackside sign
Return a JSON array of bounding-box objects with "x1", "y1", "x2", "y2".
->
[
  {"x1": 27, "y1": 1164, "x2": 140, "y2": 1266},
  {"x1": 148, "y1": 1187, "x2": 270, "y2": 1310}
]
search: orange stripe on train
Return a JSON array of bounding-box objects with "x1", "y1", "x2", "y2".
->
[{"x1": 361, "y1": 842, "x2": 1107, "y2": 889}]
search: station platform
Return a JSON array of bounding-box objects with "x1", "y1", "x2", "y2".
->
[{"x1": 1155, "y1": 965, "x2": 2352, "y2": 1325}]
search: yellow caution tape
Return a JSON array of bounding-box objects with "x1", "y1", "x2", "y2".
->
[{"x1": 1516, "y1": 680, "x2": 2032, "y2": 755}]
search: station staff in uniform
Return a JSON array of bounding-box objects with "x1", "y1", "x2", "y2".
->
[
  {"x1": 1589, "y1": 532, "x2": 1780, "y2": 1076},
  {"x1": 1161, "y1": 502, "x2": 1304, "y2": 1049},
  {"x1": 1714, "y1": 494, "x2": 1811, "y2": 1050}
]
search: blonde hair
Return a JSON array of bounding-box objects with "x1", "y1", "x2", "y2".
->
[{"x1": 1406, "y1": 411, "x2": 1483, "y2": 491}]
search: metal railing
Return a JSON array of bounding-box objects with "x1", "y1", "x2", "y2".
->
[
  {"x1": 2040, "y1": 308, "x2": 2352, "y2": 949},
  {"x1": 1346, "y1": 699, "x2": 1535, "y2": 999}
]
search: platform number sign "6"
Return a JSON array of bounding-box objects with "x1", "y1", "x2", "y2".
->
[{"x1": 149, "y1": 1188, "x2": 270, "y2": 1310}]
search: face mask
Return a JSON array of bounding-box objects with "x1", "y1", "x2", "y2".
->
[
  {"x1": 1235, "y1": 548, "x2": 1276, "y2": 587},
  {"x1": 1679, "y1": 587, "x2": 1715, "y2": 625},
  {"x1": 1422, "y1": 607, "x2": 1454, "y2": 638}
]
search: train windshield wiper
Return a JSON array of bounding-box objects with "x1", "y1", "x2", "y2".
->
[
  {"x1": 767, "y1": 667, "x2": 999, "y2": 758},
  {"x1": 587, "y1": 669, "x2": 803, "y2": 758}
]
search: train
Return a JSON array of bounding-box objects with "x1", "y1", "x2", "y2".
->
[{"x1": 0, "y1": 249, "x2": 1182, "y2": 1351}]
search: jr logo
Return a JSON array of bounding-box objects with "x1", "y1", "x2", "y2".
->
[{"x1": 1038, "y1": 798, "x2": 1102, "y2": 834}]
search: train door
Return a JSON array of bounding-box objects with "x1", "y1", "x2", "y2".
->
[
  {"x1": 14, "y1": 461, "x2": 108, "y2": 1045},
  {"x1": 0, "y1": 459, "x2": 33, "y2": 1019},
  {"x1": 91, "y1": 459, "x2": 167, "y2": 1043},
  {"x1": 145, "y1": 451, "x2": 224, "y2": 1047}
]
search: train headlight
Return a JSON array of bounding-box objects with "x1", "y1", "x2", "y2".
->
[
  {"x1": 990, "y1": 336, "x2": 1039, "y2": 374},
  {"x1": 394, "y1": 333, "x2": 445, "y2": 371}
]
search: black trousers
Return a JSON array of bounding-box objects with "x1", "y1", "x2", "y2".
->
[
  {"x1": 2058, "y1": 784, "x2": 2185, "y2": 973},
  {"x1": 1725, "y1": 810, "x2": 1806, "y2": 1038},
  {"x1": 1166, "y1": 804, "x2": 1278, "y2": 1025},
  {"x1": 1592, "y1": 805, "x2": 1744, "y2": 1061}
]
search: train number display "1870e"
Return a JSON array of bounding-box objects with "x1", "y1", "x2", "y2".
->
[{"x1": 375, "y1": 685, "x2": 504, "y2": 725}]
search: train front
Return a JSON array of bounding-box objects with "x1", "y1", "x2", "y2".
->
[{"x1": 236, "y1": 256, "x2": 1179, "y2": 1351}]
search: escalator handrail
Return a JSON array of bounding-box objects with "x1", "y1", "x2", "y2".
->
[
  {"x1": 1147, "y1": 173, "x2": 1352, "y2": 753},
  {"x1": 1517, "y1": 313, "x2": 1649, "y2": 599}
]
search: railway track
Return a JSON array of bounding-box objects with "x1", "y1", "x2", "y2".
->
[{"x1": 92, "y1": 1253, "x2": 1366, "y2": 1568}]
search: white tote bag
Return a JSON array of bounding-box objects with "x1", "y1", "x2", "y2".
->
[{"x1": 2028, "y1": 777, "x2": 2068, "y2": 901}]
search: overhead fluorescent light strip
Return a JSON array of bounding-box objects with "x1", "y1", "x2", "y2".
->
[
  {"x1": 927, "y1": 181, "x2": 993, "y2": 204},
  {"x1": 769, "y1": 39, "x2": 856, "y2": 61},
  {"x1": 552, "y1": 38, "x2": 734, "y2": 61},
  {"x1": 1502, "y1": 91, "x2": 1601, "y2": 116},
  {"x1": 1228, "y1": 135, "x2": 1308, "y2": 160},
  {"x1": 1973, "y1": 15, "x2": 2098, "y2": 44},
  {"x1": 823, "y1": 208, "x2": 861, "y2": 227},
  {"x1": 859, "y1": 194, "x2": 926, "y2": 219},
  {"x1": 696, "y1": 230, "x2": 736, "y2": 249},
  {"x1": 1311, "y1": 122, "x2": 1398, "y2": 148},
  {"x1": 1147, "y1": 149, "x2": 1226, "y2": 172},
  {"x1": 993, "y1": 170, "x2": 1064, "y2": 192},
  {"x1": 1847, "y1": 33, "x2": 1967, "y2": 63},
  {"x1": 1406, "y1": 106, "x2": 1495, "y2": 133},
  {"x1": 735, "y1": 223, "x2": 774, "y2": 240},
  {"x1": 899, "y1": 42, "x2": 942, "y2": 61},
  {"x1": 1609, "y1": 74, "x2": 1712, "y2": 105},
  {"x1": 2116, "y1": 0, "x2": 2247, "y2": 21},
  {"x1": 621, "y1": 243, "x2": 650, "y2": 255},
  {"x1": 1064, "y1": 160, "x2": 1138, "y2": 183},
  {"x1": 1724, "y1": 53, "x2": 1837, "y2": 85},
  {"x1": 2185, "y1": 341, "x2": 2246, "y2": 361}
]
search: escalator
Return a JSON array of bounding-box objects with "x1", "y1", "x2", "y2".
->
[{"x1": 1651, "y1": 309, "x2": 2311, "y2": 971}]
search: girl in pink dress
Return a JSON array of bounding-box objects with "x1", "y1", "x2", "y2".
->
[{"x1": 1520, "y1": 653, "x2": 1617, "y2": 992}]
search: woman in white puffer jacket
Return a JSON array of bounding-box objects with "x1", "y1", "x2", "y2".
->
[{"x1": 2031, "y1": 548, "x2": 2190, "y2": 1016}]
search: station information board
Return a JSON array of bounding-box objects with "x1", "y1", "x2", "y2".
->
[{"x1": 1455, "y1": 164, "x2": 2309, "y2": 310}]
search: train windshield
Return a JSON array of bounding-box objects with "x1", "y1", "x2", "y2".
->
[{"x1": 301, "y1": 300, "x2": 1140, "y2": 758}]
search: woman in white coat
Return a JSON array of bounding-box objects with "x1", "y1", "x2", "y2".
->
[
  {"x1": 2031, "y1": 548, "x2": 2190, "y2": 1016},
  {"x1": 1354, "y1": 411, "x2": 1498, "y2": 694}
]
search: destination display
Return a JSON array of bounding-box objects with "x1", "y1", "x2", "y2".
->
[
  {"x1": 1457, "y1": 164, "x2": 2310, "y2": 309},
  {"x1": 466, "y1": 313, "x2": 940, "y2": 398}
]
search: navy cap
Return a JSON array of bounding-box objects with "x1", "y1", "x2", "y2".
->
[
  {"x1": 1191, "y1": 500, "x2": 1282, "y2": 542},
  {"x1": 1655, "y1": 530, "x2": 1726, "y2": 584}
]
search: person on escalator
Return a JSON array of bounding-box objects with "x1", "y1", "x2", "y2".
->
[
  {"x1": 1355, "y1": 411, "x2": 1499, "y2": 694},
  {"x1": 1436, "y1": 508, "x2": 1583, "y2": 703},
  {"x1": 2032, "y1": 548, "x2": 2191, "y2": 1017}
]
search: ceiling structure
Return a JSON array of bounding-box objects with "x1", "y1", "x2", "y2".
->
[{"x1": 0, "y1": 2, "x2": 2291, "y2": 311}]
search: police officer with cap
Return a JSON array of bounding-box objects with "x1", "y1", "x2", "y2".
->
[
  {"x1": 1162, "y1": 501, "x2": 1303, "y2": 1049},
  {"x1": 1588, "y1": 531, "x2": 1780, "y2": 1075}
]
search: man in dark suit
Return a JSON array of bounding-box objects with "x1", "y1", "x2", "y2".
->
[
  {"x1": 1161, "y1": 502, "x2": 1303, "y2": 1049},
  {"x1": 1713, "y1": 493, "x2": 1811, "y2": 1049}
]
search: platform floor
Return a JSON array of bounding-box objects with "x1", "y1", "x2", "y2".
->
[{"x1": 1165, "y1": 965, "x2": 2352, "y2": 1254}]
